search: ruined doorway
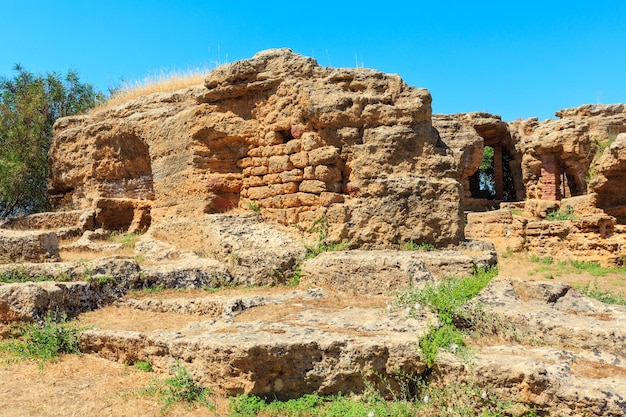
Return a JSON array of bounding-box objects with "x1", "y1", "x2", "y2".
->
[{"x1": 470, "y1": 145, "x2": 516, "y2": 201}]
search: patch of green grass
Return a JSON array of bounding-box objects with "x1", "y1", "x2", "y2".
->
[
  {"x1": 500, "y1": 247, "x2": 514, "y2": 259},
  {"x1": 141, "y1": 362, "x2": 213, "y2": 413},
  {"x1": 576, "y1": 279, "x2": 626, "y2": 305},
  {"x1": 528, "y1": 254, "x2": 553, "y2": 264},
  {"x1": 569, "y1": 260, "x2": 626, "y2": 276},
  {"x1": 109, "y1": 231, "x2": 141, "y2": 249},
  {"x1": 540, "y1": 256, "x2": 553, "y2": 264},
  {"x1": 286, "y1": 269, "x2": 301, "y2": 287},
  {"x1": 527, "y1": 259, "x2": 626, "y2": 280},
  {"x1": 400, "y1": 241, "x2": 437, "y2": 251},
  {"x1": 129, "y1": 284, "x2": 167, "y2": 295},
  {"x1": 546, "y1": 206, "x2": 576, "y2": 221},
  {"x1": 0, "y1": 268, "x2": 69, "y2": 283},
  {"x1": 133, "y1": 360, "x2": 153, "y2": 372},
  {"x1": 0, "y1": 312, "x2": 82, "y2": 366},
  {"x1": 510, "y1": 208, "x2": 523, "y2": 216},
  {"x1": 85, "y1": 274, "x2": 116, "y2": 286},
  {"x1": 228, "y1": 378, "x2": 539, "y2": 417}
]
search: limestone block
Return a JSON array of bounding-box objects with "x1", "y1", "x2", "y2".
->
[
  {"x1": 301, "y1": 132, "x2": 323, "y2": 151},
  {"x1": 247, "y1": 182, "x2": 299, "y2": 200},
  {"x1": 0, "y1": 230, "x2": 60, "y2": 263},
  {"x1": 300, "y1": 250, "x2": 435, "y2": 294},
  {"x1": 268, "y1": 155, "x2": 294, "y2": 173},
  {"x1": 314, "y1": 165, "x2": 342, "y2": 183},
  {"x1": 299, "y1": 180, "x2": 327, "y2": 194},
  {"x1": 289, "y1": 151, "x2": 309, "y2": 168},
  {"x1": 308, "y1": 146, "x2": 340, "y2": 166},
  {"x1": 284, "y1": 139, "x2": 301, "y2": 154},
  {"x1": 279, "y1": 169, "x2": 304, "y2": 183}
]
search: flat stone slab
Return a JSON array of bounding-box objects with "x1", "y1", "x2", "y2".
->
[
  {"x1": 477, "y1": 277, "x2": 626, "y2": 358},
  {"x1": 439, "y1": 345, "x2": 626, "y2": 417},
  {"x1": 300, "y1": 244, "x2": 496, "y2": 295},
  {"x1": 0, "y1": 281, "x2": 108, "y2": 324},
  {"x1": 78, "y1": 289, "x2": 429, "y2": 399},
  {"x1": 203, "y1": 214, "x2": 307, "y2": 285},
  {"x1": 0, "y1": 229, "x2": 60, "y2": 263}
]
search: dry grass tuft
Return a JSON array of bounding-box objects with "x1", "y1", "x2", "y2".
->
[{"x1": 92, "y1": 68, "x2": 212, "y2": 113}]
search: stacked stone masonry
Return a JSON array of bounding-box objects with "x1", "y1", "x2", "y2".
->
[{"x1": 49, "y1": 49, "x2": 463, "y2": 248}]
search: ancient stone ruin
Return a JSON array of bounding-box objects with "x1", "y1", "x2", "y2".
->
[
  {"x1": 1, "y1": 49, "x2": 626, "y2": 415},
  {"x1": 49, "y1": 48, "x2": 462, "y2": 249}
]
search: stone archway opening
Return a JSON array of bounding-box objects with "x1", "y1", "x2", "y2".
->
[
  {"x1": 469, "y1": 143, "x2": 517, "y2": 202},
  {"x1": 92, "y1": 132, "x2": 154, "y2": 232}
]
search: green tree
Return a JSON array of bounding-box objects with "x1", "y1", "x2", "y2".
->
[
  {"x1": 0, "y1": 65, "x2": 103, "y2": 217},
  {"x1": 479, "y1": 145, "x2": 495, "y2": 197}
]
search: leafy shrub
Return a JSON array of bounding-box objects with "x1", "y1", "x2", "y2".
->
[{"x1": 395, "y1": 267, "x2": 498, "y2": 366}]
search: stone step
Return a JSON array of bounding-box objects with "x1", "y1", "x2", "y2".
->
[{"x1": 77, "y1": 288, "x2": 428, "y2": 399}]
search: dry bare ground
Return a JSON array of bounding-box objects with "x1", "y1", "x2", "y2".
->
[{"x1": 0, "y1": 253, "x2": 624, "y2": 417}]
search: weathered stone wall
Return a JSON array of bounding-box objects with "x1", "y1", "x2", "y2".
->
[
  {"x1": 589, "y1": 133, "x2": 626, "y2": 223},
  {"x1": 50, "y1": 49, "x2": 462, "y2": 247},
  {"x1": 511, "y1": 104, "x2": 626, "y2": 203},
  {"x1": 434, "y1": 112, "x2": 524, "y2": 208}
]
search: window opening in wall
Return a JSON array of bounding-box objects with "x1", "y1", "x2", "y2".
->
[
  {"x1": 472, "y1": 145, "x2": 516, "y2": 201},
  {"x1": 479, "y1": 146, "x2": 496, "y2": 198}
]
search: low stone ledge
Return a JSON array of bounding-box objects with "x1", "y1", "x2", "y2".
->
[
  {"x1": 0, "y1": 281, "x2": 110, "y2": 323},
  {"x1": 0, "y1": 229, "x2": 60, "y2": 263}
]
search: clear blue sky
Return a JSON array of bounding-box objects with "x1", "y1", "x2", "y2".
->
[{"x1": 1, "y1": 1, "x2": 625, "y2": 121}]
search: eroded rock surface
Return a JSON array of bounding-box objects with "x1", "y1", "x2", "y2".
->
[
  {"x1": 79, "y1": 289, "x2": 428, "y2": 400},
  {"x1": 589, "y1": 133, "x2": 626, "y2": 223},
  {"x1": 49, "y1": 48, "x2": 462, "y2": 248},
  {"x1": 0, "y1": 230, "x2": 60, "y2": 263},
  {"x1": 300, "y1": 245, "x2": 497, "y2": 295},
  {"x1": 512, "y1": 104, "x2": 626, "y2": 202}
]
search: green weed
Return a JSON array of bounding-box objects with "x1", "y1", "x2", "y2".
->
[
  {"x1": 546, "y1": 206, "x2": 576, "y2": 221},
  {"x1": 133, "y1": 360, "x2": 153, "y2": 372},
  {"x1": 419, "y1": 325, "x2": 466, "y2": 367},
  {"x1": 227, "y1": 378, "x2": 539, "y2": 417},
  {"x1": 141, "y1": 362, "x2": 213, "y2": 413},
  {"x1": 85, "y1": 274, "x2": 116, "y2": 287},
  {"x1": 528, "y1": 259, "x2": 626, "y2": 279},
  {"x1": 569, "y1": 260, "x2": 626, "y2": 276},
  {"x1": 395, "y1": 267, "x2": 498, "y2": 367},
  {"x1": 304, "y1": 216, "x2": 349, "y2": 259},
  {"x1": 400, "y1": 240, "x2": 437, "y2": 251},
  {"x1": 0, "y1": 312, "x2": 82, "y2": 366},
  {"x1": 109, "y1": 231, "x2": 141, "y2": 249},
  {"x1": 129, "y1": 284, "x2": 167, "y2": 295},
  {"x1": 246, "y1": 201, "x2": 261, "y2": 216},
  {"x1": 286, "y1": 269, "x2": 301, "y2": 287},
  {"x1": 576, "y1": 279, "x2": 626, "y2": 305},
  {"x1": 0, "y1": 268, "x2": 67, "y2": 283}
]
